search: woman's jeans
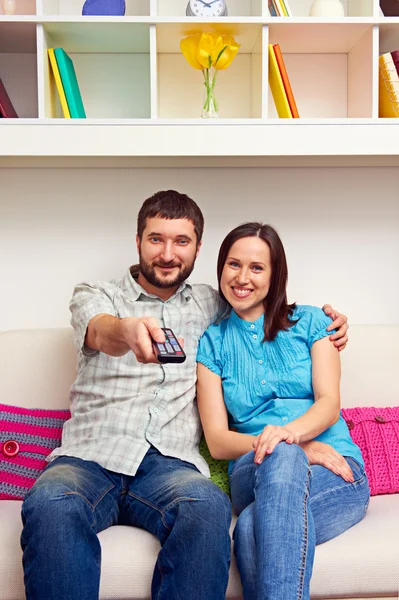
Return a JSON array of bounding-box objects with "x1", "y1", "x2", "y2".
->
[
  {"x1": 230, "y1": 443, "x2": 370, "y2": 600},
  {"x1": 21, "y1": 448, "x2": 232, "y2": 600}
]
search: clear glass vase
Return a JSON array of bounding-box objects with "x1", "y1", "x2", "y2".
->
[{"x1": 202, "y1": 67, "x2": 219, "y2": 119}]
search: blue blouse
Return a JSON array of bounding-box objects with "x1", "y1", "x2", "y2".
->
[{"x1": 196, "y1": 305, "x2": 363, "y2": 469}]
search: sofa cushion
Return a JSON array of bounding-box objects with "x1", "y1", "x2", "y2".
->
[
  {"x1": 0, "y1": 495, "x2": 397, "y2": 600},
  {"x1": 0, "y1": 404, "x2": 71, "y2": 500},
  {"x1": 342, "y1": 406, "x2": 399, "y2": 496}
]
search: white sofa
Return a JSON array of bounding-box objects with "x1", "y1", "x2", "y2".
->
[{"x1": 0, "y1": 326, "x2": 398, "y2": 600}]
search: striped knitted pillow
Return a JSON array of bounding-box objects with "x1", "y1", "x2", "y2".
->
[{"x1": 0, "y1": 404, "x2": 71, "y2": 500}]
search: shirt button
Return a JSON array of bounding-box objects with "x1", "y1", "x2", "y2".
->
[
  {"x1": 261, "y1": 380, "x2": 266, "y2": 385},
  {"x1": 259, "y1": 360, "x2": 263, "y2": 365},
  {"x1": 2, "y1": 440, "x2": 19, "y2": 457},
  {"x1": 253, "y1": 334, "x2": 258, "y2": 340},
  {"x1": 250, "y1": 324, "x2": 255, "y2": 329},
  {"x1": 282, "y1": 417, "x2": 288, "y2": 422},
  {"x1": 152, "y1": 407, "x2": 159, "y2": 413}
]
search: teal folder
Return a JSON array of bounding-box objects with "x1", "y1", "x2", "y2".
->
[{"x1": 54, "y1": 48, "x2": 86, "y2": 118}]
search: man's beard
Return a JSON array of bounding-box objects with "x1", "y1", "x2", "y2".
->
[{"x1": 139, "y1": 256, "x2": 195, "y2": 289}]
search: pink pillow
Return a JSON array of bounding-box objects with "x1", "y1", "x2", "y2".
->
[
  {"x1": 0, "y1": 404, "x2": 71, "y2": 500},
  {"x1": 341, "y1": 406, "x2": 399, "y2": 496}
]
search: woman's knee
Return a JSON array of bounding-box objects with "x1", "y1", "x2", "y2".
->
[{"x1": 256, "y1": 442, "x2": 309, "y2": 485}]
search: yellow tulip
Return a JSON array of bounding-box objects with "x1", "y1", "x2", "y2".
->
[
  {"x1": 180, "y1": 32, "x2": 240, "y2": 71},
  {"x1": 180, "y1": 34, "x2": 203, "y2": 70},
  {"x1": 213, "y1": 35, "x2": 241, "y2": 70}
]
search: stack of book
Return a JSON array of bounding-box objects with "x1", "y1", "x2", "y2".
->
[
  {"x1": 268, "y1": 44, "x2": 299, "y2": 119},
  {"x1": 268, "y1": 0, "x2": 292, "y2": 16},
  {"x1": 379, "y1": 50, "x2": 399, "y2": 118},
  {"x1": 48, "y1": 48, "x2": 86, "y2": 118},
  {"x1": 0, "y1": 79, "x2": 18, "y2": 118}
]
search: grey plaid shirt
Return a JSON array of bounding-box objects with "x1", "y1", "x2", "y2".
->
[{"x1": 49, "y1": 266, "x2": 227, "y2": 476}]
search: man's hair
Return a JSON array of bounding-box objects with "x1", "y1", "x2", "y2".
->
[
  {"x1": 217, "y1": 222, "x2": 297, "y2": 342},
  {"x1": 137, "y1": 190, "x2": 204, "y2": 245}
]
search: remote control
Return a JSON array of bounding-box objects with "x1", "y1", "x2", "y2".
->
[{"x1": 153, "y1": 328, "x2": 186, "y2": 364}]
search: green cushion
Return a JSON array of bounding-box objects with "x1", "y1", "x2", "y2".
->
[{"x1": 199, "y1": 436, "x2": 230, "y2": 496}]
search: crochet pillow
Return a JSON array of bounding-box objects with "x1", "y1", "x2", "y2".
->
[
  {"x1": 341, "y1": 406, "x2": 399, "y2": 496},
  {"x1": 199, "y1": 436, "x2": 230, "y2": 496},
  {"x1": 0, "y1": 404, "x2": 71, "y2": 500}
]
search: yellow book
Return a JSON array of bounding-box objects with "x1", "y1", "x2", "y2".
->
[
  {"x1": 379, "y1": 52, "x2": 399, "y2": 118},
  {"x1": 268, "y1": 45, "x2": 292, "y2": 118},
  {"x1": 48, "y1": 48, "x2": 71, "y2": 118}
]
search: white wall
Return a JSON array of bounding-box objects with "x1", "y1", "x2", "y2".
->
[{"x1": 1, "y1": 166, "x2": 398, "y2": 331}]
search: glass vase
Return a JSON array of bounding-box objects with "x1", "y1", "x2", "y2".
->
[{"x1": 202, "y1": 67, "x2": 219, "y2": 119}]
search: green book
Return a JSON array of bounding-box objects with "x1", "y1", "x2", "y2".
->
[{"x1": 54, "y1": 48, "x2": 86, "y2": 118}]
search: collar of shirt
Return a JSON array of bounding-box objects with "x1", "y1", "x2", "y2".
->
[
  {"x1": 230, "y1": 309, "x2": 265, "y2": 334},
  {"x1": 120, "y1": 265, "x2": 193, "y2": 303}
]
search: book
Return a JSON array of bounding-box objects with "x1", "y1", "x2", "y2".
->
[
  {"x1": 48, "y1": 48, "x2": 71, "y2": 118},
  {"x1": 281, "y1": 0, "x2": 292, "y2": 16},
  {"x1": 268, "y1": 44, "x2": 292, "y2": 118},
  {"x1": 380, "y1": 0, "x2": 399, "y2": 15},
  {"x1": 273, "y1": 44, "x2": 299, "y2": 118},
  {"x1": 0, "y1": 78, "x2": 18, "y2": 118},
  {"x1": 391, "y1": 49, "x2": 399, "y2": 76},
  {"x1": 54, "y1": 48, "x2": 86, "y2": 118},
  {"x1": 379, "y1": 52, "x2": 399, "y2": 118}
]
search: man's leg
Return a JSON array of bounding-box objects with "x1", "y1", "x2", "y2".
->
[
  {"x1": 21, "y1": 455, "x2": 121, "y2": 600},
  {"x1": 120, "y1": 447, "x2": 232, "y2": 600}
]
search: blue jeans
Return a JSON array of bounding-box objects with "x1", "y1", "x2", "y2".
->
[
  {"x1": 21, "y1": 448, "x2": 231, "y2": 600},
  {"x1": 230, "y1": 443, "x2": 370, "y2": 600}
]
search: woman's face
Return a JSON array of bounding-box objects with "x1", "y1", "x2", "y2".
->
[{"x1": 221, "y1": 236, "x2": 272, "y2": 322}]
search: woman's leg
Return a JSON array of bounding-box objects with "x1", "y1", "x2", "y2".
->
[
  {"x1": 309, "y1": 457, "x2": 370, "y2": 545},
  {"x1": 231, "y1": 443, "x2": 314, "y2": 600},
  {"x1": 232, "y1": 449, "x2": 370, "y2": 600}
]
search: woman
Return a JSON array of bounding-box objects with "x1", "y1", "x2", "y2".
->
[{"x1": 196, "y1": 223, "x2": 369, "y2": 600}]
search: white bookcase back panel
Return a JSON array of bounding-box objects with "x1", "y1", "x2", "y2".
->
[{"x1": 156, "y1": 0, "x2": 263, "y2": 16}]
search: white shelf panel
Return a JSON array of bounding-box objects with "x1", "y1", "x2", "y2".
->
[
  {"x1": 1, "y1": 120, "x2": 399, "y2": 157},
  {"x1": 268, "y1": 23, "x2": 372, "y2": 52},
  {"x1": 156, "y1": 21, "x2": 262, "y2": 52},
  {"x1": 42, "y1": 21, "x2": 150, "y2": 52}
]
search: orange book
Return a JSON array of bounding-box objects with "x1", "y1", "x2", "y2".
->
[{"x1": 273, "y1": 44, "x2": 299, "y2": 118}]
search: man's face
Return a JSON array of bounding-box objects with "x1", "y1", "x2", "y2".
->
[{"x1": 136, "y1": 217, "x2": 201, "y2": 291}]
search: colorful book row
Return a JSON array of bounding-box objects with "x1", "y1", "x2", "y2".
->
[
  {"x1": 268, "y1": 44, "x2": 299, "y2": 119},
  {"x1": 48, "y1": 48, "x2": 86, "y2": 118},
  {"x1": 268, "y1": 0, "x2": 292, "y2": 17}
]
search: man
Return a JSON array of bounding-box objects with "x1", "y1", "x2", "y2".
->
[{"x1": 21, "y1": 190, "x2": 348, "y2": 600}]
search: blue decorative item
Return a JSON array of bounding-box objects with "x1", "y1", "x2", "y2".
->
[{"x1": 82, "y1": 0, "x2": 126, "y2": 16}]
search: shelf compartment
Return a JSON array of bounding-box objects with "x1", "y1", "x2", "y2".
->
[
  {"x1": 156, "y1": 22, "x2": 263, "y2": 118},
  {"x1": 0, "y1": 0, "x2": 36, "y2": 14},
  {"x1": 268, "y1": 23, "x2": 373, "y2": 118},
  {"x1": 156, "y1": 0, "x2": 263, "y2": 17},
  {"x1": 0, "y1": 22, "x2": 38, "y2": 117},
  {"x1": 39, "y1": 22, "x2": 151, "y2": 118},
  {"x1": 379, "y1": 22, "x2": 399, "y2": 54},
  {"x1": 39, "y1": 0, "x2": 150, "y2": 16},
  {"x1": 285, "y1": 0, "x2": 374, "y2": 17}
]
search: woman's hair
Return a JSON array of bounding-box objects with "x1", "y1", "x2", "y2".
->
[{"x1": 217, "y1": 222, "x2": 297, "y2": 342}]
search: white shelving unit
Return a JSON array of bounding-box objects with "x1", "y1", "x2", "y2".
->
[{"x1": 1, "y1": 0, "x2": 399, "y2": 160}]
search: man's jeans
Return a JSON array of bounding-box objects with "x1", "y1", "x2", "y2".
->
[
  {"x1": 21, "y1": 448, "x2": 232, "y2": 600},
  {"x1": 230, "y1": 443, "x2": 370, "y2": 600}
]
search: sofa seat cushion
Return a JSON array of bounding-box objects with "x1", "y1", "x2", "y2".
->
[
  {"x1": 311, "y1": 494, "x2": 399, "y2": 598},
  {"x1": 0, "y1": 495, "x2": 397, "y2": 600}
]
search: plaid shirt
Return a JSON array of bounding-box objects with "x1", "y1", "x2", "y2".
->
[{"x1": 49, "y1": 266, "x2": 227, "y2": 476}]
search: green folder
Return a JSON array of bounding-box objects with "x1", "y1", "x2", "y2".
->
[{"x1": 54, "y1": 48, "x2": 86, "y2": 118}]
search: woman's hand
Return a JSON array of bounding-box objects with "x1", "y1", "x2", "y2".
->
[
  {"x1": 300, "y1": 440, "x2": 354, "y2": 482},
  {"x1": 252, "y1": 425, "x2": 300, "y2": 464}
]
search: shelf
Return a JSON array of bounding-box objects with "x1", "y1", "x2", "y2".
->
[
  {"x1": 1, "y1": 119, "x2": 399, "y2": 159},
  {"x1": 1, "y1": 13, "x2": 399, "y2": 157}
]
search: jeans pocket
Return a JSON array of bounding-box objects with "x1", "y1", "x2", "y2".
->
[{"x1": 345, "y1": 456, "x2": 366, "y2": 483}]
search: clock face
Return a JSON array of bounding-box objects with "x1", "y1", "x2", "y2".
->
[{"x1": 189, "y1": 0, "x2": 226, "y2": 17}]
